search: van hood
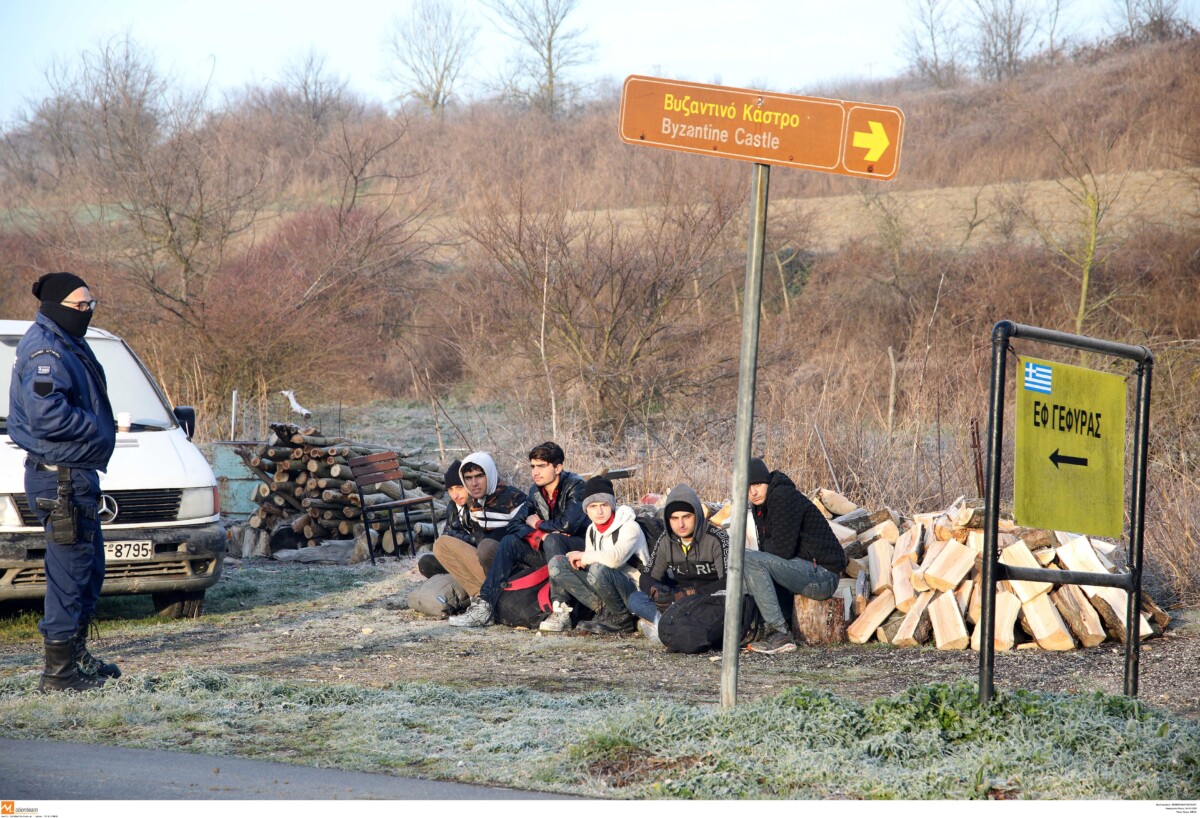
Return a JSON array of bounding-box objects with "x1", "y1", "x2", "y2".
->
[
  {"x1": 0, "y1": 429, "x2": 215, "y2": 492},
  {"x1": 102, "y1": 430, "x2": 216, "y2": 490}
]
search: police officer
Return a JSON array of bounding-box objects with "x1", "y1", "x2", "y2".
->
[{"x1": 8, "y1": 272, "x2": 120, "y2": 691}]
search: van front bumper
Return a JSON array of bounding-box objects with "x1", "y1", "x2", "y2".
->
[{"x1": 0, "y1": 521, "x2": 226, "y2": 600}]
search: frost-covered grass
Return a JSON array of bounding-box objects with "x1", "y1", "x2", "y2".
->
[{"x1": 0, "y1": 672, "x2": 1195, "y2": 800}]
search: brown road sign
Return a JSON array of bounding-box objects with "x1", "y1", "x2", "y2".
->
[{"x1": 619, "y1": 75, "x2": 904, "y2": 180}]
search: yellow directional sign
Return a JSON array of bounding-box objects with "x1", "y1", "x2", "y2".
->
[{"x1": 1014, "y1": 356, "x2": 1126, "y2": 537}]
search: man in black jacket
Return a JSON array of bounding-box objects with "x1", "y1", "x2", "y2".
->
[{"x1": 743, "y1": 458, "x2": 847, "y2": 655}]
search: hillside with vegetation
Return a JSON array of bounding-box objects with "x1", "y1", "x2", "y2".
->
[{"x1": 1, "y1": 27, "x2": 1198, "y2": 604}]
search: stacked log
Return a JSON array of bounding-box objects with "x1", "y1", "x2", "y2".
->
[
  {"x1": 235, "y1": 422, "x2": 448, "y2": 553},
  {"x1": 804, "y1": 490, "x2": 1167, "y2": 650}
]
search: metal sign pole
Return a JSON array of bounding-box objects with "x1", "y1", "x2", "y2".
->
[{"x1": 720, "y1": 162, "x2": 770, "y2": 709}]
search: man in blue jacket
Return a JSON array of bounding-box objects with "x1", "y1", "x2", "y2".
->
[{"x1": 8, "y1": 272, "x2": 119, "y2": 691}]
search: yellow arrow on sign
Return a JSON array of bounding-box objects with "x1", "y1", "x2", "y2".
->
[{"x1": 852, "y1": 120, "x2": 889, "y2": 162}]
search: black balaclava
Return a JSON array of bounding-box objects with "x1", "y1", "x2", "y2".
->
[{"x1": 33, "y1": 272, "x2": 92, "y2": 339}]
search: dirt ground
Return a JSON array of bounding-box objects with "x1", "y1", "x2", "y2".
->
[{"x1": 10, "y1": 555, "x2": 1193, "y2": 721}]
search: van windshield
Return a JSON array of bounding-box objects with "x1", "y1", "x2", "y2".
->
[{"x1": 0, "y1": 334, "x2": 175, "y2": 432}]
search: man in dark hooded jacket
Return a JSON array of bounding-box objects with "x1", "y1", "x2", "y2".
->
[
  {"x1": 742, "y1": 458, "x2": 847, "y2": 654},
  {"x1": 8, "y1": 272, "x2": 119, "y2": 691},
  {"x1": 622, "y1": 484, "x2": 732, "y2": 648}
]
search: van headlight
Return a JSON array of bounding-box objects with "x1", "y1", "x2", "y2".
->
[
  {"x1": 178, "y1": 487, "x2": 217, "y2": 520},
  {"x1": 0, "y1": 495, "x2": 24, "y2": 527}
]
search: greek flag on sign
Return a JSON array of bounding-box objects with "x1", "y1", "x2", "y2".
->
[{"x1": 1024, "y1": 361, "x2": 1052, "y2": 394}]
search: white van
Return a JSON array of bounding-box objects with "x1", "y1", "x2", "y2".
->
[{"x1": 0, "y1": 320, "x2": 225, "y2": 618}]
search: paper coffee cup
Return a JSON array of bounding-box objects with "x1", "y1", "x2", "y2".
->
[{"x1": 117, "y1": 412, "x2": 132, "y2": 432}]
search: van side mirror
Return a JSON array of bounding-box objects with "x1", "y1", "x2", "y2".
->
[{"x1": 173, "y1": 406, "x2": 197, "y2": 439}]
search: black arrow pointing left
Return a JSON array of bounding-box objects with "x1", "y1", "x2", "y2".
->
[{"x1": 1049, "y1": 448, "x2": 1088, "y2": 469}]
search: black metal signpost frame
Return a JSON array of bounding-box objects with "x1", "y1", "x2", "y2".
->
[{"x1": 980, "y1": 320, "x2": 1153, "y2": 704}]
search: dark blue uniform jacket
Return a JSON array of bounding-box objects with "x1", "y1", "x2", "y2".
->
[{"x1": 8, "y1": 313, "x2": 116, "y2": 471}]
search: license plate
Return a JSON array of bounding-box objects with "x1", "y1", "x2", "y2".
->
[{"x1": 105, "y1": 540, "x2": 154, "y2": 561}]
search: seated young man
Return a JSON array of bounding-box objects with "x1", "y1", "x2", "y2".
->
[
  {"x1": 539, "y1": 475, "x2": 648, "y2": 634},
  {"x1": 433, "y1": 452, "x2": 527, "y2": 599},
  {"x1": 624, "y1": 485, "x2": 730, "y2": 645},
  {"x1": 449, "y1": 442, "x2": 585, "y2": 628},
  {"x1": 742, "y1": 457, "x2": 847, "y2": 655},
  {"x1": 513, "y1": 441, "x2": 589, "y2": 557}
]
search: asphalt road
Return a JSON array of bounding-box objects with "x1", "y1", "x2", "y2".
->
[{"x1": 0, "y1": 739, "x2": 570, "y2": 800}]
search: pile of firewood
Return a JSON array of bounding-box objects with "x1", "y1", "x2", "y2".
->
[
  {"x1": 234, "y1": 422, "x2": 447, "y2": 554},
  {"x1": 788, "y1": 489, "x2": 1169, "y2": 650}
]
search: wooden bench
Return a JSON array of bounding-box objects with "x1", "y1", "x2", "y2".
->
[{"x1": 347, "y1": 451, "x2": 436, "y2": 564}]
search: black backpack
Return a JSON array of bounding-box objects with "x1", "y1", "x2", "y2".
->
[
  {"x1": 657, "y1": 588, "x2": 762, "y2": 654},
  {"x1": 634, "y1": 515, "x2": 665, "y2": 561},
  {"x1": 493, "y1": 565, "x2": 553, "y2": 628}
]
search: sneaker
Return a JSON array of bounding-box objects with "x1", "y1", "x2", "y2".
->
[
  {"x1": 748, "y1": 628, "x2": 797, "y2": 655},
  {"x1": 539, "y1": 601, "x2": 573, "y2": 632},
  {"x1": 448, "y1": 596, "x2": 493, "y2": 628},
  {"x1": 637, "y1": 616, "x2": 662, "y2": 645},
  {"x1": 577, "y1": 612, "x2": 637, "y2": 635}
]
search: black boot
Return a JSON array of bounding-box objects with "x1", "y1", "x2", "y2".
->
[
  {"x1": 73, "y1": 621, "x2": 121, "y2": 679},
  {"x1": 39, "y1": 638, "x2": 105, "y2": 692}
]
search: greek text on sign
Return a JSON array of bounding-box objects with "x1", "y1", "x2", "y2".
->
[
  {"x1": 1014, "y1": 356, "x2": 1126, "y2": 537},
  {"x1": 618, "y1": 75, "x2": 904, "y2": 180}
]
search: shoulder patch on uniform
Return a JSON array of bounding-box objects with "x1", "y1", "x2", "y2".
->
[
  {"x1": 36, "y1": 365, "x2": 51, "y2": 375},
  {"x1": 29, "y1": 348, "x2": 62, "y2": 360},
  {"x1": 34, "y1": 380, "x2": 53, "y2": 397}
]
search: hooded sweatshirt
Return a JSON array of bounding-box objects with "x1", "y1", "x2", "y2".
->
[
  {"x1": 646, "y1": 485, "x2": 730, "y2": 591},
  {"x1": 580, "y1": 504, "x2": 649, "y2": 582},
  {"x1": 459, "y1": 451, "x2": 528, "y2": 540}
]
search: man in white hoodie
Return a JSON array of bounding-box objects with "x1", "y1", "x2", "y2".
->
[
  {"x1": 539, "y1": 475, "x2": 649, "y2": 634},
  {"x1": 433, "y1": 452, "x2": 527, "y2": 599}
]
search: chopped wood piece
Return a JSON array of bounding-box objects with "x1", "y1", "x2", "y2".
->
[
  {"x1": 893, "y1": 590, "x2": 935, "y2": 647},
  {"x1": 859, "y1": 519, "x2": 900, "y2": 546},
  {"x1": 970, "y1": 590, "x2": 1021, "y2": 651},
  {"x1": 817, "y1": 488, "x2": 858, "y2": 516},
  {"x1": 1032, "y1": 547, "x2": 1056, "y2": 566},
  {"x1": 893, "y1": 558, "x2": 915, "y2": 613},
  {"x1": 853, "y1": 572, "x2": 870, "y2": 617},
  {"x1": 875, "y1": 610, "x2": 907, "y2": 644},
  {"x1": 955, "y1": 579, "x2": 974, "y2": 617},
  {"x1": 924, "y1": 539, "x2": 977, "y2": 592},
  {"x1": 1056, "y1": 536, "x2": 1153, "y2": 639},
  {"x1": 1013, "y1": 527, "x2": 1057, "y2": 549},
  {"x1": 829, "y1": 520, "x2": 858, "y2": 545},
  {"x1": 868, "y1": 539, "x2": 894, "y2": 595},
  {"x1": 911, "y1": 539, "x2": 945, "y2": 592},
  {"x1": 1140, "y1": 592, "x2": 1171, "y2": 630},
  {"x1": 1020, "y1": 594, "x2": 1076, "y2": 651},
  {"x1": 929, "y1": 591, "x2": 970, "y2": 650},
  {"x1": 1000, "y1": 540, "x2": 1054, "y2": 603},
  {"x1": 844, "y1": 556, "x2": 868, "y2": 579},
  {"x1": 1051, "y1": 584, "x2": 1108, "y2": 648},
  {"x1": 848, "y1": 590, "x2": 897, "y2": 644},
  {"x1": 966, "y1": 529, "x2": 986, "y2": 553}
]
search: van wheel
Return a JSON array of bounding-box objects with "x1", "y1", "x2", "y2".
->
[{"x1": 151, "y1": 590, "x2": 205, "y2": 619}]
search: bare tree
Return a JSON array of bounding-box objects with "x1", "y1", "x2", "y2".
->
[
  {"x1": 1110, "y1": 0, "x2": 1195, "y2": 41},
  {"x1": 383, "y1": 0, "x2": 477, "y2": 115},
  {"x1": 904, "y1": 0, "x2": 965, "y2": 88},
  {"x1": 486, "y1": 0, "x2": 592, "y2": 116},
  {"x1": 10, "y1": 35, "x2": 271, "y2": 327},
  {"x1": 459, "y1": 168, "x2": 740, "y2": 438},
  {"x1": 967, "y1": 0, "x2": 1040, "y2": 81}
]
